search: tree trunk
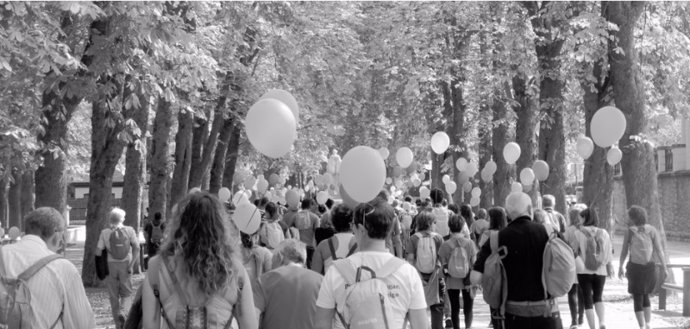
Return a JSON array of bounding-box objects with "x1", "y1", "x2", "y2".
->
[
  {"x1": 169, "y1": 108, "x2": 194, "y2": 209},
  {"x1": 221, "y1": 125, "x2": 242, "y2": 189},
  {"x1": 0, "y1": 178, "x2": 7, "y2": 228},
  {"x1": 478, "y1": 120, "x2": 493, "y2": 208},
  {"x1": 121, "y1": 95, "x2": 150, "y2": 232},
  {"x1": 82, "y1": 100, "x2": 127, "y2": 287},
  {"x1": 8, "y1": 173, "x2": 21, "y2": 230},
  {"x1": 606, "y1": 2, "x2": 667, "y2": 249},
  {"x1": 512, "y1": 73, "x2": 540, "y2": 205},
  {"x1": 148, "y1": 97, "x2": 174, "y2": 221},
  {"x1": 209, "y1": 117, "x2": 236, "y2": 194},
  {"x1": 492, "y1": 87, "x2": 513, "y2": 207},
  {"x1": 20, "y1": 170, "x2": 34, "y2": 219},
  {"x1": 189, "y1": 110, "x2": 209, "y2": 188}
]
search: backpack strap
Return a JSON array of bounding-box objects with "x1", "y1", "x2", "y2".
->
[
  {"x1": 18, "y1": 254, "x2": 63, "y2": 282},
  {"x1": 49, "y1": 303, "x2": 64, "y2": 329},
  {"x1": 375, "y1": 257, "x2": 406, "y2": 279},
  {"x1": 223, "y1": 274, "x2": 244, "y2": 329},
  {"x1": 148, "y1": 256, "x2": 176, "y2": 329},
  {"x1": 347, "y1": 243, "x2": 358, "y2": 257}
]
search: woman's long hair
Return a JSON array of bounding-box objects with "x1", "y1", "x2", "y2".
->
[{"x1": 159, "y1": 191, "x2": 239, "y2": 297}]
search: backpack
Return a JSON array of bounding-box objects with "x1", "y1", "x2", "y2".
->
[
  {"x1": 629, "y1": 225, "x2": 654, "y2": 264},
  {"x1": 262, "y1": 221, "x2": 284, "y2": 249},
  {"x1": 109, "y1": 227, "x2": 131, "y2": 260},
  {"x1": 448, "y1": 239, "x2": 471, "y2": 279},
  {"x1": 542, "y1": 232, "x2": 576, "y2": 298},
  {"x1": 324, "y1": 237, "x2": 357, "y2": 273},
  {"x1": 481, "y1": 231, "x2": 508, "y2": 320},
  {"x1": 545, "y1": 210, "x2": 565, "y2": 234},
  {"x1": 414, "y1": 232, "x2": 438, "y2": 274},
  {"x1": 0, "y1": 252, "x2": 64, "y2": 329},
  {"x1": 149, "y1": 256, "x2": 242, "y2": 329},
  {"x1": 333, "y1": 257, "x2": 406, "y2": 329},
  {"x1": 151, "y1": 223, "x2": 164, "y2": 245},
  {"x1": 295, "y1": 211, "x2": 312, "y2": 231},
  {"x1": 581, "y1": 228, "x2": 606, "y2": 271}
]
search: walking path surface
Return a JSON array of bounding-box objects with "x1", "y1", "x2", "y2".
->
[{"x1": 67, "y1": 230, "x2": 688, "y2": 329}]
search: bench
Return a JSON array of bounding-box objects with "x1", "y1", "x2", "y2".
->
[{"x1": 659, "y1": 265, "x2": 690, "y2": 316}]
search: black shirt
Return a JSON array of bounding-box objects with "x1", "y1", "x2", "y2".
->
[{"x1": 473, "y1": 216, "x2": 550, "y2": 302}]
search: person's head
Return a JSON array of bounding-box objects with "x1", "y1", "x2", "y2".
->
[
  {"x1": 580, "y1": 208, "x2": 598, "y2": 227},
  {"x1": 415, "y1": 199, "x2": 422, "y2": 207},
  {"x1": 376, "y1": 189, "x2": 391, "y2": 203},
  {"x1": 476, "y1": 208, "x2": 487, "y2": 221},
  {"x1": 352, "y1": 198, "x2": 396, "y2": 241},
  {"x1": 325, "y1": 198, "x2": 334, "y2": 210},
  {"x1": 331, "y1": 204, "x2": 354, "y2": 233},
  {"x1": 241, "y1": 231, "x2": 258, "y2": 249},
  {"x1": 109, "y1": 207, "x2": 126, "y2": 226},
  {"x1": 460, "y1": 205, "x2": 473, "y2": 222},
  {"x1": 160, "y1": 191, "x2": 238, "y2": 297},
  {"x1": 447, "y1": 203, "x2": 459, "y2": 214},
  {"x1": 24, "y1": 207, "x2": 66, "y2": 252},
  {"x1": 448, "y1": 213, "x2": 465, "y2": 233},
  {"x1": 301, "y1": 198, "x2": 313, "y2": 210},
  {"x1": 265, "y1": 202, "x2": 278, "y2": 219},
  {"x1": 505, "y1": 192, "x2": 532, "y2": 221},
  {"x1": 414, "y1": 211, "x2": 436, "y2": 232},
  {"x1": 317, "y1": 204, "x2": 327, "y2": 214},
  {"x1": 628, "y1": 205, "x2": 647, "y2": 226},
  {"x1": 153, "y1": 212, "x2": 162, "y2": 224},
  {"x1": 533, "y1": 209, "x2": 547, "y2": 224},
  {"x1": 430, "y1": 188, "x2": 444, "y2": 205},
  {"x1": 271, "y1": 239, "x2": 307, "y2": 270},
  {"x1": 258, "y1": 197, "x2": 269, "y2": 209},
  {"x1": 568, "y1": 203, "x2": 587, "y2": 226},
  {"x1": 542, "y1": 194, "x2": 555, "y2": 209},
  {"x1": 488, "y1": 207, "x2": 507, "y2": 230},
  {"x1": 441, "y1": 199, "x2": 448, "y2": 207}
]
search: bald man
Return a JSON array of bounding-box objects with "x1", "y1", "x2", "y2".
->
[{"x1": 471, "y1": 192, "x2": 563, "y2": 329}]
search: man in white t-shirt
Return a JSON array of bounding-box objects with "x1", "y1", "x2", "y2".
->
[
  {"x1": 314, "y1": 198, "x2": 428, "y2": 329},
  {"x1": 311, "y1": 204, "x2": 356, "y2": 275}
]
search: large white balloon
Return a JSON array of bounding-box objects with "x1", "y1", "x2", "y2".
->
[
  {"x1": 607, "y1": 147, "x2": 623, "y2": 166},
  {"x1": 519, "y1": 168, "x2": 535, "y2": 186},
  {"x1": 245, "y1": 99, "x2": 296, "y2": 158},
  {"x1": 340, "y1": 146, "x2": 387, "y2": 203},
  {"x1": 484, "y1": 160, "x2": 497, "y2": 175},
  {"x1": 442, "y1": 175, "x2": 451, "y2": 184},
  {"x1": 396, "y1": 147, "x2": 414, "y2": 168},
  {"x1": 456, "y1": 157, "x2": 468, "y2": 171},
  {"x1": 218, "y1": 187, "x2": 232, "y2": 202},
  {"x1": 419, "y1": 186, "x2": 431, "y2": 199},
  {"x1": 591, "y1": 106, "x2": 627, "y2": 148},
  {"x1": 233, "y1": 203, "x2": 262, "y2": 234},
  {"x1": 316, "y1": 191, "x2": 329, "y2": 205},
  {"x1": 576, "y1": 136, "x2": 595, "y2": 159},
  {"x1": 503, "y1": 142, "x2": 521, "y2": 165},
  {"x1": 511, "y1": 182, "x2": 523, "y2": 193},
  {"x1": 378, "y1": 147, "x2": 390, "y2": 160},
  {"x1": 445, "y1": 181, "x2": 458, "y2": 194},
  {"x1": 532, "y1": 160, "x2": 550, "y2": 181},
  {"x1": 470, "y1": 196, "x2": 480, "y2": 207},
  {"x1": 232, "y1": 191, "x2": 250, "y2": 206},
  {"x1": 260, "y1": 89, "x2": 299, "y2": 124},
  {"x1": 431, "y1": 131, "x2": 450, "y2": 154}
]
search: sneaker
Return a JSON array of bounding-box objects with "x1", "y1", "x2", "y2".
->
[{"x1": 445, "y1": 319, "x2": 453, "y2": 328}]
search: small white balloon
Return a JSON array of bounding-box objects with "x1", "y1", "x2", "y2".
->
[
  {"x1": 431, "y1": 131, "x2": 451, "y2": 154},
  {"x1": 463, "y1": 181, "x2": 472, "y2": 193},
  {"x1": 511, "y1": 182, "x2": 523, "y2": 193},
  {"x1": 445, "y1": 181, "x2": 457, "y2": 194},
  {"x1": 503, "y1": 142, "x2": 521, "y2": 165},
  {"x1": 470, "y1": 196, "x2": 480, "y2": 207},
  {"x1": 466, "y1": 162, "x2": 478, "y2": 177},
  {"x1": 456, "y1": 157, "x2": 468, "y2": 171},
  {"x1": 218, "y1": 187, "x2": 232, "y2": 202},
  {"x1": 245, "y1": 99, "x2": 297, "y2": 158},
  {"x1": 471, "y1": 187, "x2": 481, "y2": 198},
  {"x1": 385, "y1": 177, "x2": 393, "y2": 185},
  {"x1": 532, "y1": 160, "x2": 550, "y2": 181},
  {"x1": 412, "y1": 178, "x2": 422, "y2": 187},
  {"x1": 442, "y1": 175, "x2": 451, "y2": 184},
  {"x1": 519, "y1": 168, "x2": 535, "y2": 186},
  {"x1": 577, "y1": 136, "x2": 595, "y2": 159},
  {"x1": 607, "y1": 147, "x2": 623, "y2": 166},
  {"x1": 316, "y1": 191, "x2": 329, "y2": 205},
  {"x1": 419, "y1": 186, "x2": 431, "y2": 199},
  {"x1": 378, "y1": 147, "x2": 390, "y2": 160},
  {"x1": 484, "y1": 160, "x2": 497, "y2": 175},
  {"x1": 396, "y1": 147, "x2": 414, "y2": 168}
]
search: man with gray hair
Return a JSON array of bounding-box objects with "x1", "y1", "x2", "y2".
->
[
  {"x1": 0, "y1": 207, "x2": 95, "y2": 328},
  {"x1": 96, "y1": 207, "x2": 140, "y2": 329},
  {"x1": 543, "y1": 194, "x2": 566, "y2": 233},
  {"x1": 253, "y1": 239, "x2": 323, "y2": 329},
  {"x1": 471, "y1": 192, "x2": 563, "y2": 329}
]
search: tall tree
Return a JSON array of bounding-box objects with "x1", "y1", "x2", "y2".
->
[
  {"x1": 121, "y1": 87, "x2": 150, "y2": 231},
  {"x1": 148, "y1": 97, "x2": 173, "y2": 220},
  {"x1": 169, "y1": 108, "x2": 194, "y2": 209}
]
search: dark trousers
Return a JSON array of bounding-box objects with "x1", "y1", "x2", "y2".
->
[
  {"x1": 567, "y1": 283, "x2": 585, "y2": 325},
  {"x1": 505, "y1": 311, "x2": 563, "y2": 329},
  {"x1": 448, "y1": 289, "x2": 473, "y2": 329},
  {"x1": 306, "y1": 246, "x2": 315, "y2": 269},
  {"x1": 430, "y1": 304, "x2": 444, "y2": 329}
]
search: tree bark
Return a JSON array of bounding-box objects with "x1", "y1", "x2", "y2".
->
[
  {"x1": 492, "y1": 84, "x2": 513, "y2": 207},
  {"x1": 148, "y1": 97, "x2": 174, "y2": 221},
  {"x1": 512, "y1": 73, "x2": 540, "y2": 205},
  {"x1": 169, "y1": 108, "x2": 194, "y2": 209},
  {"x1": 20, "y1": 170, "x2": 34, "y2": 219},
  {"x1": 121, "y1": 94, "x2": 150, "y2": 232},
  {"x1": 8, "y1": 173, "x2": 21, "y2": 230},
  {"x1": 478, "y1": 120, "x2": 493, "y2": 208},
  {"x1": 209, "y1": 117, "x2": 236, "y2": 194},
  {"x1": 189, "y1": 110, "x2": 209, "y2": 188},
  {"x1": 0, "y1": 178, "x2": 7, "y2": 228},
  {"x1": 221, "y1": 124, "x2": 242, "y2": 189},
  {"x1": 605, "y1": 2, "x2": 667, "y2": 244}
]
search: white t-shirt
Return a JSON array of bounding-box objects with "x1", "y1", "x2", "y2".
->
[
  {"x1": 316, "y1": 251, "x2": 427, "y2": 329},
  {"x1": 431, "y1": 207, "x2": 450, "y2": 237}
]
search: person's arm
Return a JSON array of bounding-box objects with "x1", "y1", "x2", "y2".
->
[
  {"x1": 408, "y1": 309, "x2": 429, "y2": 329},
  {"x1": 261, "y1": 249, "x2": 273, "y2": 273},
  {"x1": 142, "y1": 272, "x2": 160, "y2": 329},
  {"x1": 407, "y1": 264, "x2": 429, "y2": 329},
  {"x1": 236, "y1": 267, "x2": 259, "y2": 329},
  {"x1": 61, "y1": 263, "x2": 97, "y2": 329},
  {"x1": 470, "y1": 240, "x2": 491, "y2": 285},
  {"x1": 392, "y1": 219, "x2": 403, "y2": 257},
  {"x1": 311, "y1": 243, "x2": 324, "y2": 274},
  {"x1": 315, "y1": 307, "x2": 336, "y2": 329},
  {"x1": 618, "y1": 229, "x2": 631, "y2": 279},
  {"x1": 253, "y1": 275, "x2": 266, "y2": 326},
  {"x1": 314, "y1": 266, "x2": 338, "y2": 329},
  {"x1": 652, "y1": 228, "x2": 668, "y2": 273},
  {"x1": 129, "y1": 228, "x2": 140, "y2": 271},
  {"x1": 95, "y1": 231, "x2": 105, "y2": 256}
]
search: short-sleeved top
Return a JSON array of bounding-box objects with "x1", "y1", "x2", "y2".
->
[
  {"x1": 241, "y1": 246, "x2": 273, "y2": 296},
  {"x1": 290, "y1": 210, "x2": 320, "y2": 247},
  {"x1": 316, "y1": 251, "x2": 427, "y2": 329},
  {"x1": 97, "y1": 225, "x2": 139, "y2": 262},
  {"x1": 564, "y1": 225, "x2": 585, "y2": 273},
  {"x1": 438, "y1": 235, "x2": 477, "y2": 289},
  {"x1": 144, "y1": 222, "x2": 166, "y2": 245},
  {"x1": 407, "y1": 231, "x2": 444, "y2": 273},
  {"x1": 473, "y1": 217, "x2": 550, "y2": 302},
  {"x1": 311, "y1": 233, "x2": 355, "y2": 275},
  {"x1": 254, "y1": 265, "x2": 323, "y2": 329},
  {"x1": 544, "y1": 208, "x2": 566, "y2": 233},
  {"x1": 571, "y1": 226, "x2": 613, "y2": 276},
  {"x1": 470, "y1": 219, "x2": 490, "y2": 240},
  {"x1": 431, "y1": 207, "x2": 450, "y2": 237}
]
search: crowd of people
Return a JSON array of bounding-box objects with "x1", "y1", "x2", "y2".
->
[{"x1": 0, "y1": 185, "x2": 669, "y2": 329}]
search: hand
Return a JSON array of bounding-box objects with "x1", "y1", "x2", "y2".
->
[
  {"x1": 606, "y1": 263, "x2": 615, "y2": 278},
  {"x1": 618, "y1": 267, "x2": 625, "y2": 280}
]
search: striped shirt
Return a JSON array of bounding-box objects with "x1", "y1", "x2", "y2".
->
[{"x1": 1, "y1": 235, "x2": 95, "y2": 329}]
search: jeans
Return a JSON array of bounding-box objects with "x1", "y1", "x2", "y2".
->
[
  {"x1": 107, "y1": 261, "x2": 133, "y2": 328},
  {"x1": 505, "y1": 311, "x2": 563, "y2": 329},
  {"x1": 448, "y1": 289, "x2": 474, "y2": 329}
]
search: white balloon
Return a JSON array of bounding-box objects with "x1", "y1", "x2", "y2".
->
[
  {"x1": 456, "y1": 157, "x2": 468, "y2": 171},
  {"x1": 532, "y1": 160, "x2": 550, "y2": 181},
  {"x1": 419, "y1": 186, "x2": 431, "y2": 199},
  {"x1": 316, "y1": 191, "x2": 329, "y2": 205},
  {"x1": 445, "y1": 181, "x2": 457, "y2": 194},
  {"x1": 463, "y1": 181, "x2": 472, "y2": 193},
  {"x1": 260, "y1": 89, "x2": 299, "y2": 124},
  {"x1": 480, "y1": 168, "x2": 493, "y2": 182},
  {"x1": 340, "y1": 146, "x2": 387, "y2": 203},
  {"x1": 471, "y1": 187, "x2": 481, "y2": 197},
  {"x1": 442, "y1": 175, "x2": 451, "y2": 184},
  {"x1": 607, "y1": 147, "x2": 623, "y2": 166},
  {"x1": 519, "y1": 168, "x2": 535, "y2": 186},
  {"x1": 385, "y1": 177, "x2": 393, "y2": 185},
  {"x1": 484, "y1": 160, "x2": 497, "y2": 175},
  {"x1": 511, "y1": 182, "x2": 523, "y2": 193},
  {"x1": 378, "y1": 147, "x2": 390, "y2": 160},
  {"x1": 470, "y1": 196, "x2": 480, "y2": 207},
  {"x1": 396, "y1": 147, "x2": 414, "y2": 168},
  {"x1": 218, "y1": 187, "x2": 232, "y2": 202},
  {"x1": 395, "y1": 179, "x2": 404, "y2": 189},
  {"x1": 591, "y1": 106, "x2": 627, "y2": 148},
  {"x1": 412, "y1": 178, "x2": 422, "y2": 187},
  {"x1": 256, "y1": 178, "x2": 269, "y2": 193},
  {"x1": 232, "y1": 203, "x2": 262, "y2": 234},
  {"x1": 245, "y1": 99, "x2": 296, "y2": 158},
  {"x1": 577, "y1": 136, "x2": 594, "y2": 159},
  {"x1": 503, "y1": 142, "x2": 521, "y2": 165},
  {"x1": 466, "y1": 162, "x2": 478, "y2": 177},
  {"x1": 232, "y1": 191, "x2": 250, "y2": 206},
  {"x1": 431, "y1": 131, "x2": 450, "y2": 154}
]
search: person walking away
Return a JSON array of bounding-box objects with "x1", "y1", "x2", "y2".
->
[
  {"x1": 407, "y1": 211, "x2": 445, "y2": 329},
  {"x1": 618, "y1": 206, "x2": 667, "y2": 329},
  {"x1": 143, "y1": 212, "x2": 165, "y2": 269},
  {"x1": 291, "y1": 199, "x2": 320, "y2": 268},
  {"x1": 311, "y1": 204, "x2": 356, "y2": 275},
  {"x1": 534, "y1": 209, "x2": 559, "y2": 236},
  {"x1": 314, "y1": 198, "x2": 428, "y2": 329},
  {"x1": 240, "y1": 230, "x2": 273, "y2": 300},
  {"x1": 460, "y1": 205, "x2": 475, "y2": 241},
  {"x1": 0, "y1": 207, "x2": 95, "y2": 329},
  {"x1": 571, "y1": 208, "x2": 614, "y2": 329},
  {"x1": 471, "y1": 193, "x2": 564, "y2": 329},
  {"x1": 377, "y1": 190, "x2": 403, "y2": 257},
  {"x1": 564, "y1": 205, "x2": 587, "y2": 328},
  {"x1": 259, "y1": 202, "x2": 287, "y2": 251},
  {"x1": 430, "y1": 189, "x2": 451, "y2": 238},
  {"x1": 478, "y1": 207, "x2": 508, "y2": 329},
  {"x1": 470, "y1": 208, "x2": 490, "y2": 247},
  {"x1": 141, "y1": 191, "x2": 257, "y2": 329},
  {"x1": 543, "y1": 194, "x2": 567, "y2": 234},
  {"x1": 438, "y1": 214, "x2": 477, "y2": 329},
  {"x1": 254, "y1": 239, "x2": 323, "y2": 329},
  {"x1": 96, "y1": 207, "x2": 140, "y2": 329}
]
